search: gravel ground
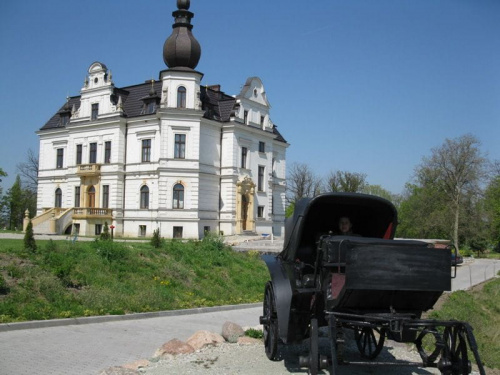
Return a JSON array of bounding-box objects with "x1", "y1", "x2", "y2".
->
[{"x1": 139, "y1": 329, "x2": 485, "y2": 375}]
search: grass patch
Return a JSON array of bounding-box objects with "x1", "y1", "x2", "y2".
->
[
  {"x1": 0, "y1": 236, "x2": 269, "y2": 323},
  {"x1": 425, "y1": 278, "x2": 500, "y2": 369}
]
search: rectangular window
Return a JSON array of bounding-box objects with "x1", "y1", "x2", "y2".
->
[
  {"x1": 73, "y1": 223, "x2": 80, "y2": 235},
  {"x1": 243, "y1": 110, "x2": 248, "y2": 124},
  {"x1": 76, "y1": 144, "x2": 82, "y2": 165},
  {"x1": 95, "y1": 224, "x2": 102, "y2": 235},
  {"x1": 260, "y1": 116, "x2": 265, "y2": 127},
  {"x1": 139, "y1": 225, "x2": 146, "y2": 237},
  {"x1": 74, "y1": 186, "x2": 80, "y2": 208},
  {"x1": 142, "y1": 139, "x2": 151, "y2": 162},
  {"x1": 102, "y1": 185, "x2": 109, "y2": 209},
  {"x1": 173, "y1": 226, "x2": 183, "y2": 239},
  {"x1": 174, "y1": 134, "x2": 186, "y2": 159},
  {"x1": 241, "y1": 147, "x2": 248, "y2": 169},
  {"x1": 89, "y1": 143, "x2": 97, "y2": 164},
  {"x1": 259, "y1": 141, "x2": 265, "y2": 153},
  {"x1": 56, "y1": 148, "x2": 64, "y2": 169},
  {"x1": 258, "y1": 166, "x2": 265, "y2": 192},
  {"x1": 91, "y1": 103, "x2": 99, "y2": 120},
  {"x1": 61, "y1": 114, "x2": 70, "y2": 126},
  {"x1": 204, "y1": 226, "x2": 210, "y2": 235},
  {"x1": 258, "y1": 206, "x2": 264, "y2": 218},
  {"x1": 104, "y1": 141, "x2": 111, "y2": 164}
]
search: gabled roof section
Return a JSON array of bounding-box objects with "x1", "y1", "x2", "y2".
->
[
  {"x1": 40, "y1": 96, "x2": 81, "y2": 130},
  {"x1": 200, "y1": 86, "x2": 236, "y2": 122},
  {"x1": 40, "y1": 80, "x2": 240, "y2": 130},
  {"x1": 237, "y1": 77, "x2": 270, "y2": 107}
]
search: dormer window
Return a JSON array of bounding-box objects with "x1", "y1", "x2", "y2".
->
[
  {"x1": 177, "y1": 86, "x2": 186, "y2": 108},
  {"x1": 260, "y1": 116, "x2": 265, "y2": 127},
  {"x1": 243, "y1": 110, "x2": 248, "y2": 124},
  {"x1": 60, "y1": 113, "x2": 70, "y2": 126},
  {"x1": 147, "y1": 102, "x2": 156, "y2": 114},
  {"x1": 91, "y1": 103, "x2": 99, "y2": 120}
]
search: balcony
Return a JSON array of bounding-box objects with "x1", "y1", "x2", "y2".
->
[
  {"x1": 77, "y1": 164, "x2": 101, "y2": 176},
  {"x1": 73, "y1": 207, "x2": 112, "y2": 220}
]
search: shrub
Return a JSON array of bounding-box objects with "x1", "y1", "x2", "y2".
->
[
  {"x1": 92, "y1": 239, "x2": 127, "y2": 262},
  {"x1": 23, "y1": 221, "x2": 36, "y2": 253},
  {"x1": 150, "y1": 228, "x2": 164, "y2": 248},
  {"x1": 100, "y1": 222, "x2": 111, "y2": 241},
  {"x1": 201, "y1": 231, "x2": 226, "y2": 252}
]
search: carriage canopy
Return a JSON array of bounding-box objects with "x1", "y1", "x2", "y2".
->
[{"x1": 281, "y1": 193, "x2": 398, "y2": 261}]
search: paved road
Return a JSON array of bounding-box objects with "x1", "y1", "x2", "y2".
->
[
  {"x1": 0, "y1": 304, "x2": 262, "y2": 375},
  {"x1": 452, "y1": 258, "x2": 500, "y2": 290}
]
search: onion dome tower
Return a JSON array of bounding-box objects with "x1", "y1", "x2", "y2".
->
[{"x1": 163, "y1": 0, "x2": 201, "y2": 70}]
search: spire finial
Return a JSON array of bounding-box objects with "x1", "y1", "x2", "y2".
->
[{"x1": 163, "y1": 0, "x2": 201, "y2": 69}]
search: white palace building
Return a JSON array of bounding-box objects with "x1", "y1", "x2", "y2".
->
[{"x1": 32, "y1": 0, "x2": 288, "y2": 239}]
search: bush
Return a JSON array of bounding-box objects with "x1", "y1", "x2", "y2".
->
[
  {"x1": 92, "y1": 239, "x2": 128, "y2": 262},
  {"x1": 201, "y1": 232, "x2": 226, "y2": 252},
  {"x1": 100, "y1": 222, "x2": 111, "y2": 241},
  {"x1": 23, "y1": 221, "x2": 36, "y2": 253},
  {"x1": 150, "y1": 229, "x2": 164, "y2": 248}
]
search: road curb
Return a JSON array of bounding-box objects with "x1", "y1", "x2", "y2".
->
[{"x1": 0, "y1": 302, "x2": 261, "y2": 332}]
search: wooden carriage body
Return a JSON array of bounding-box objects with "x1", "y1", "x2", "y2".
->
[{"x1": 263, "y1": 193, "x2": 451, "y2": 344}]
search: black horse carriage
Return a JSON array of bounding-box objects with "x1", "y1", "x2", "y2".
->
[{"x1": 260, "y1": 193, "x2": 485, "y2": 375}]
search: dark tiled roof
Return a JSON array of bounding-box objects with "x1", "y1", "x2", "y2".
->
[
  {"x1": 41, "y1": 97, "x2": 81, "y2": 130},
  {"x1": 273, "y1": 125, "x2": 287, "y2": 143},
  {"x1": 40, "y1": 81, "x2": 287, "y2": 145},
  {"x1": 200, "y1": 86, "x2": 235, "y2": 122}
]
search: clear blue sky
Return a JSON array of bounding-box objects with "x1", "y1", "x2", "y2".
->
[{"x1": 1, "y1": 0, "x2": 499, "y2": 194}]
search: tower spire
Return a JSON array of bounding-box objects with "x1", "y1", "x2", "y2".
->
[{"x1": 163, "y1": 0, "x2": 201, "y2": 70}]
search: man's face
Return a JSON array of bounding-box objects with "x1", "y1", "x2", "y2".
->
[{"x1": 339, "y1": 218, "x2": 352, "y2": 233}]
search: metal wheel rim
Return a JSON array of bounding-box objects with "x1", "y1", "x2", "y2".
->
[
  {"x1": 263, "y1": 282, "x2": 278, "y2": 360},
  {"x1": 443, "y1": 326, "x2": 470, "y2": 375},
  {"x1": 355, "y1": 326, "x2": 385, "y2": 360}
]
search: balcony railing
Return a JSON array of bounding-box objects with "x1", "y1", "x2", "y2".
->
[
  {"x1": 77, "y1": 164, "x2": 101, "y2": 176},
  {"x1": 73, "y1": 207, "x2": 112, "y2": 219}
]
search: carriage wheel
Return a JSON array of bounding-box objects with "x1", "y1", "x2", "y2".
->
[
  {"x1": 354, "y1": 326, "x2": 386, "y2": 359},
  {"x1": 441, "y1": 325, "x2": 470, "y2": 375},
  {"x1": 415, "y1": 327, "x2": 443, "y2": 366},
  {"x1": 309, "y1": 318, "x2": 320, "y2": 375},
  {"x1": 262, "y1": 282, "x2": 279, "y2": 360}
]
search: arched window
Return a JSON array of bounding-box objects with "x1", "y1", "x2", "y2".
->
[
  {"x1": 87, "y1": 185, "x2": 95, "y2": 208},
  {"x1": 177, "y1": 86, "x2": 186, "y2": 108},
  {"x1": 173, "y1": 183, "x2": 184, "y2": 209},
  {"x1": 55, "y1": 188, "x2": 62, "y2": 208},
  {"x1": 140, "y1": 185, "x2": 149, "y2": 209}
]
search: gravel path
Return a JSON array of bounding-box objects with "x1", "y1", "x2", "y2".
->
[{"x1": 139, "y1": 329, "x2": 480, "y2": 375}]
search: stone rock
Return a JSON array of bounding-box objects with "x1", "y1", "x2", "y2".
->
[
  {"x1": 237, "y1": 336, "x2": 263, "y2": 345},
  {"x1": 122, "y1": 359, "x2": 151, "y2": 370},
  {"x1": 154, "y1": 338, "x2": 195, "y2": 357},
  {"x1": 222, "y1": 321, "x2": 245, "y2": 343},
  {"x1": 186, "y1": 330, "x2": 225, "y2": 350},
  {"x1": 98, "y1": 367, "x2": 139, "y2": 375}
]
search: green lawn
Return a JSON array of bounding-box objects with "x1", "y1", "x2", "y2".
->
[
  {"x1": 0, "y1": 236, "x2": 269, "y2": 322},
  {"x1": 427, "y1": 278, "x2": 500, "y2": 370}
]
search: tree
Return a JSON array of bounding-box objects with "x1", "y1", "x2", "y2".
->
[
  {"x1": 0, "y1": 167, "x2": 6, "y2": 182},
  {"x1": 484, "y1": 175, "x2": 500, "y2": 252},
  {"x1": 2, "y1": 176, "x2": 24, "y2": 230},
  {"x1": 415, "y1": 134, "x2": 487, "y2": 248},
  {"x1": 324, "y1": 171, "x2": 367, "y2": 193},
  {"x1": 16, "y1": 149, "x2": 39, "y2": 192},
  {"x1": 24, "y1": 220, "x2": 37, "y2": 253},
  {"x1": 286, "y1": 163, "x2": 322, "y2": 203},
  {"x1": 361, "y1": 184, "x2": 402, "y2": 208}
]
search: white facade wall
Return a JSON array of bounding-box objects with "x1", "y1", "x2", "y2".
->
[{"x1": 35, "y1": 64, "x2": 288, "y2": 239}]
